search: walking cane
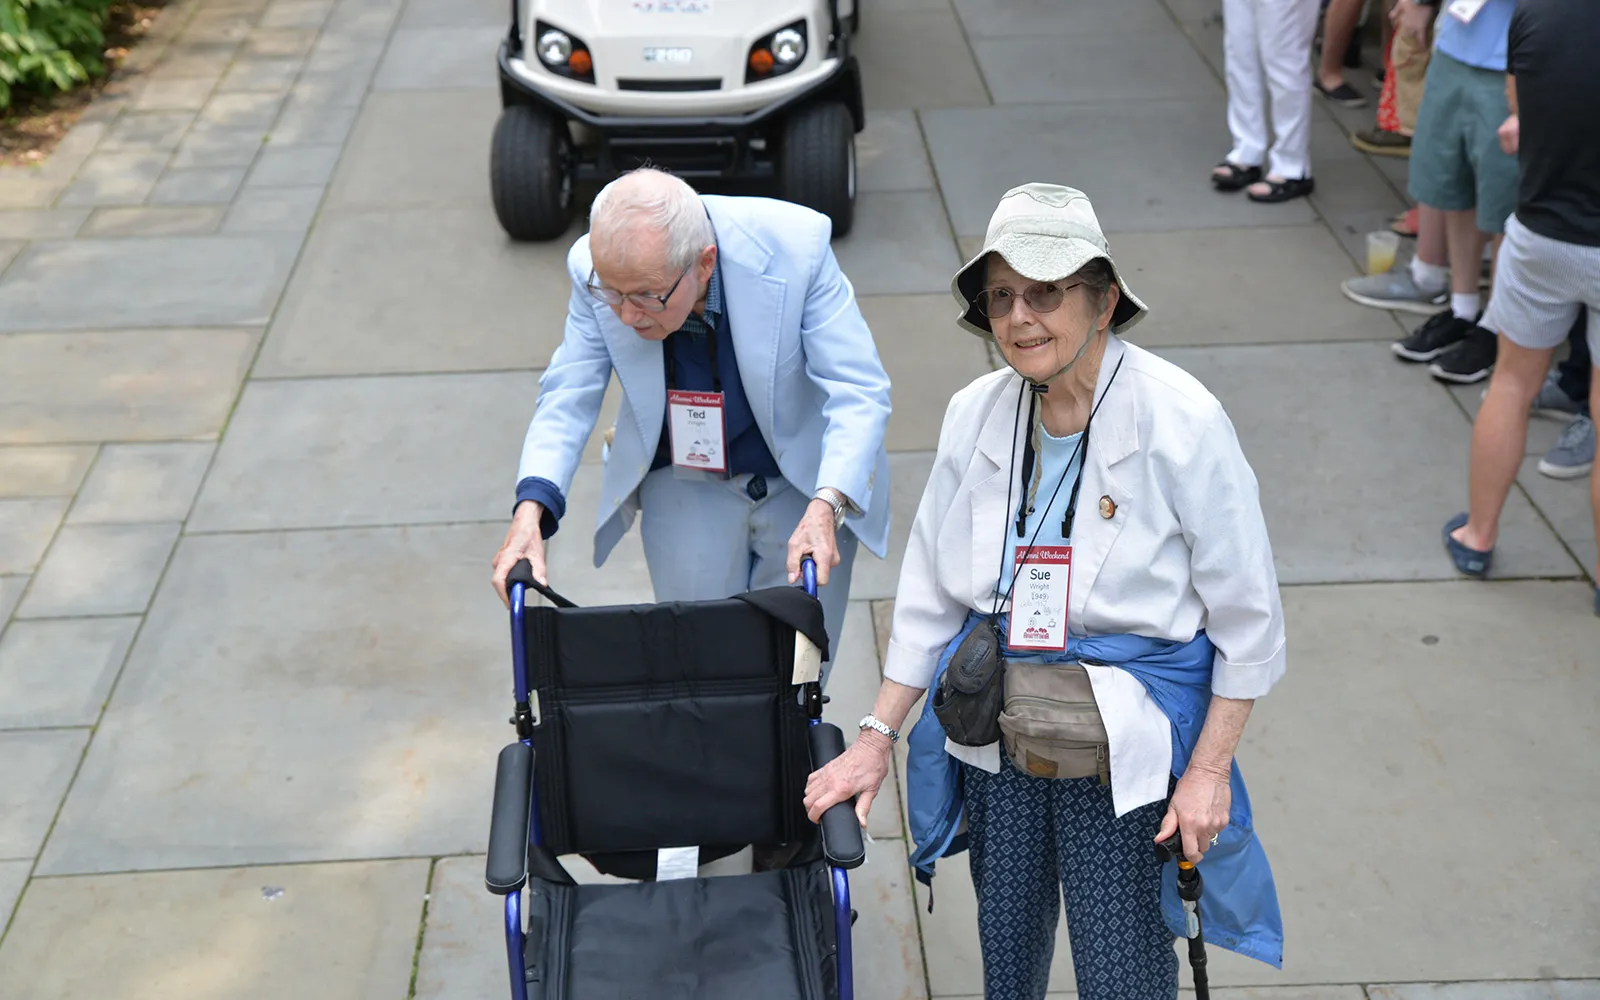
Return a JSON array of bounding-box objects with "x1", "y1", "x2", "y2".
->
[{"x1": 1155, "y1": 834, "x2": 1209, "y2": 1000}]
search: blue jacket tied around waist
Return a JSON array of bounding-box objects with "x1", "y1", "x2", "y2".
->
[{"x1": 906, "y1": 611, "x2": 1284, "y2": 968}]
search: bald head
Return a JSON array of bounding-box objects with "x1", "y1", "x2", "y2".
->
[{"x1": 589, "y1": 168, "x2": 714, "y2": 274}]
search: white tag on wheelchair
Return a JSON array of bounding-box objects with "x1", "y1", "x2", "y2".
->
[
  {"x1": 792, "y1": 632, "x2": 822, "y2": 685},
  {"x1": 656, "y1": 846, "x2": 699, "y2": 881}
]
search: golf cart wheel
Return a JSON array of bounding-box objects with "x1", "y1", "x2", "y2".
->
[
  {"x1": 779, "y1": 102, "x2": 856, "y2": 238},
  {"x1": 490, "y1": 105, "x2": 575, "y2": 242}
]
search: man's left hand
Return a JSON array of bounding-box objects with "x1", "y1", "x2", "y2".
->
[{"x1": 788, "y1": 499, "x2": 841, "y2": 586}]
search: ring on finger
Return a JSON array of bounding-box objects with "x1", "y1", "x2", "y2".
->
[{"x1": 1209, "y1": 833, "x2": 1218, "y2": 846}]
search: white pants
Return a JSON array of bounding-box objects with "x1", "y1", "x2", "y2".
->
[
  {"x1": 637, "y1": 467, "x2": 858, "y2": 689},
  {"x1": 1223, "y1": 0, "x2": 1319, "y2": 180}
]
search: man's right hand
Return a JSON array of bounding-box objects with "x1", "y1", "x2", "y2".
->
[{"x1": 492, "y1": 501, "x2": 548, "y2": 607}]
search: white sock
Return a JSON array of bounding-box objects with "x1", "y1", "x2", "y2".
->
[
  {"x1": 1409, "y1": 256, "x2": 1449, "y2": 294},
  {"x1": 1451, "y1": 293, "x2": 1481, "y2": 321}
]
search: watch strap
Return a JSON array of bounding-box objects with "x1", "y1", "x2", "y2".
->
[{"x1": 859, "y1": 714, "x2": 899, "y2": 743}]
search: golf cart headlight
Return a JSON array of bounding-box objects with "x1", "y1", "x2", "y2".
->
[
  {"x1": 538, "y1": 29, "x2": 572, "y2": 65},
  {"x1": 771, "y1": 27, "x2": 805, "y2": 65}
]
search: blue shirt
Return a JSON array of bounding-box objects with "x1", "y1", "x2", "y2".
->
[
  {"x1": 998, "y1": 428, "x2": 1084, "y2": 597},
  {"x1": 516, "y1": 259, "x2": 779, "y2": 537},
  {"x1": 1434, "y1": 0, "x2": 1516, "y2": 72}
]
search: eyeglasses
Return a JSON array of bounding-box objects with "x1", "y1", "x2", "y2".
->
[
  {"x1": 586, "y1": 265, "x2": 692, "y2": 313},
  {"x1": 973, "y1": 280, "x2": 1085, "y2": 319}
]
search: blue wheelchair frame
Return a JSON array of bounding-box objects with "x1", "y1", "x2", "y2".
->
[{"x1": 501, "y1": 559, "x2": 855, "y2": 1000}]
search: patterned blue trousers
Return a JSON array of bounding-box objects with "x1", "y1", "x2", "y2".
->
[{"x1": 961, "y1": 756, "x2": 1177, "y2": 1000}]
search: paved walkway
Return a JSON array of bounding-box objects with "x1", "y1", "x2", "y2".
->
[{"x1": 1, "y1": 0, "x2": 1597, "y2": 996}]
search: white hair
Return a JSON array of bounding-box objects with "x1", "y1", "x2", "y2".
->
[{"x1": 589, "y1": 168, "x2": 714, "y2": 272}]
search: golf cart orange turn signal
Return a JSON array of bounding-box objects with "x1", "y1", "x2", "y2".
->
[
  {"x1": 749, "y1": 48, "x2": 774, "y2": 75},
  {"x1": 569, "y1": 49, "x2": 593, "y2": 76}
]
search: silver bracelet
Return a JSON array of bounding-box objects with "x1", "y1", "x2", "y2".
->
[{"x1": 858, "y1": 714, "x2": 899, "y2": 743}]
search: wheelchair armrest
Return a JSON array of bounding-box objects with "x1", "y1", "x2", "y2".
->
[
  {"x1": 807, "y1": 723, "x2": 866, "y2": 870},
  {"x1": 486, "y1": 742, "x2": 534, "y2": 894}
]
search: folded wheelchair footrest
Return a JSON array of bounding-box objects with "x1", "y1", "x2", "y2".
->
[{"x1": 521, "y1": 864, "x2": 841, "y2": 1000}]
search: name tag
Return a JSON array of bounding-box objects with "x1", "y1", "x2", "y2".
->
[
  {"x1": 668, "y1": 390, "x2": 727, "y2": 473},
  {"x1": 1007, "y1": 545, "x2": 1072, "y2": 652},
  {"x1": 1446, "y1": 0, "x2": 1487, "y2": 23}
]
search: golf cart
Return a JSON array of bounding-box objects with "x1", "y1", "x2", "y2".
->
[{"x1": 491, "y1": 0, "x2": 863, "y2": 242}]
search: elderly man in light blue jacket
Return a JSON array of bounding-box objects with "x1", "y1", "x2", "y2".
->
[{"x1": 492, "y1": 168, "x2": 891, "y2": 672}]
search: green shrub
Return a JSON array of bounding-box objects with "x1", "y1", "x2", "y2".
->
[{"x1": 0, "y1": 0, "x2": 119, "y2": 110}]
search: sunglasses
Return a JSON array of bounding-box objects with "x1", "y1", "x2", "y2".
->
[
  {"x1": 973, "y1": 280, "x2": 1086, "y2": 319},
  {"x1": 586, "y1": 264, "x2": 692, "y2": 313}
]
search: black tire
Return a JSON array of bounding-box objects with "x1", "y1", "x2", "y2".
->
[
  {"x1": 779, "y1": 102, "x2": 856, "y2": 238},
  {"x1": 490, "y1": 105, "x2": 575, "y2": 242}
]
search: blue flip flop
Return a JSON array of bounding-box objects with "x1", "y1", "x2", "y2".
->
[{"x1": 1442, "y1": 513, "x2": 1493, "y2": 578}]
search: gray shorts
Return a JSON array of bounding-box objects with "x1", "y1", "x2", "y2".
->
[{"x1": 1484, "y1": 213, "x2": 1600, "y2": 359}]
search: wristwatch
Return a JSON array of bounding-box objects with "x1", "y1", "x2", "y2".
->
[
  {"x1": 812, "y1": 487, "x2": 848, "y2": 529},
  {"x1": 859, "y1": 714, "x2": 899, "y2": 743}
]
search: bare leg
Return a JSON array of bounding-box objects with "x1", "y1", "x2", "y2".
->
[
  {"x1": 1416, "y1": 204, "x2": 1448, "y2": 268},
  {"x1": 1454, "y1": 335, "x2": 1554, "y2": 552},
  {"x1": 1318, "y1": 0, "x2": 1363, "y2": 89},
  {"x1": 1592, "y1": 363, "x2": 1600, "y2": 583},
  {"x1": 1445, "y1": 209, "x2": 1490, "y2": 297}
]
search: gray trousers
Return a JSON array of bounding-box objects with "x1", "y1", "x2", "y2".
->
[{"x1": 637, "y1": 466, "x2": 858, "y2": 689}]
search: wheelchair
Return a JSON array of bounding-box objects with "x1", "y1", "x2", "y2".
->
[{"x1": 484, "y1": 557, "x2": 864, "y2": 1000}]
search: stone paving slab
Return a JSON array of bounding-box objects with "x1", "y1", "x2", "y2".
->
[
  {"x1": 398, "y1": 0, "x2": 502, "y2": 29},
  {"x1": 150, "y1": 165, "x2": 250, "y2": 204},
  {"x1": 189, "y1": 372, "x2": 539, "y2": 531},
  {"x1": 56, "y1": 150, "x2": 169, "y2": 206},
  {"x1": 19, "y1": 522, "x2": 181, "y2": 618},
  {"x1": 1158, "y1": 342, "x2": 1580, "y2": 584},
  {"x1": 38, "y1": 524, "x2": 508, "y2": 874},
  {"x1": 922, "y1": 101, "x2": 1316, "y2": 237},
  {"x1": 171, "y1": 127, "x2": 269, "y2": 168},
  {"x1": 834, "y1": 191, "x2": 963, "y2": 296},
  {"x1": 247, "y1": 142, "x2": 343, "y2": 187},
  {"x1": 0, "y1": 498, "x2": 67, "y2": 574},
  {"x1": 0, "y1": 329, "x2": 260, "y2": 444},
  {"x1": 0, "y1": 446, "x2": 97, "y2": 497},
  {"x1": 0, "y1": 729, "x2": 88, "y2": 859},
  {"x1": 856, "y1": 7, "x2": 991, "y2": 110},
  {"x1": 79, "y1": 205, "x2": 226, "y2": 237},
  {"x1": 1514, "y1": 456, "x2": 1598, "y2": 581},
  {"x1": 0, "y1": 208, "x2": 89, "y2": 240},
  {"x1": 1369, "y1": 984, "x2": 1600, "y2": 1000},
  {"x1": 0, "y1": 576, "x2": 24, "y2": 626},
  {"x1": 0, "y1": 617, "x2": 141, "y2": 728},
  {"x1": 955, "y1": 0, "x2": 1176, "y2": 35},
  {"x1": 1108, "y1": 226, "x2": 1378, "y2": 347},
  {"x1": 0, "y1": 239, "x2": 19, "y2": 272},
  {"x1": 1447, "y1": 383, "x2": 1570, "y2": 460},
  {"x1": 256, "y1": 207, "x2": 574, "y2": 375},
  {"x1": 0, "y1": 860, "x2": 27, "y2": 929},
  {"x1": 326, "y1": 89, "x2": 498, "y2": 210},
  {"x1": 859, "y1": 293, "x2": 994, "y2": 451},
  {"x1": 221, "y1": 185, "x2": 324, "y2": 234},
  {"x1": 68, "y1": 443, "x2": 215, "y2": 525},
  {"x1": 849, "y1": 450, "x2": 936, "y2": 601},
  {"x1": 973, "y1": 32, "x2": 1223, "y2": 106},
  {"x1": 822, "y1": 602, "x2": 903, "y2": 840},
  {"x1": 0, "y1": 859, "x2": 428, "y2": 999},
  {"x1": 858, "y1": 110, "x2": 937, "y2": 194},
  {"x1": 372, "y1": 26, "x2": 500, "y2": 91},
  {"x1": 0, "y1": 236, "x2": 298, "y2": 331}
]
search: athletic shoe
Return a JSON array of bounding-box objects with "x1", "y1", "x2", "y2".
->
[
  {"x1": 1478, "y1": 372, "x2": 1588, "y2": 419},
  {"x1": 1352, "y1": 128, "x2": 1411, "y2": 157},
  {"x1": 1316, "y1": 80, "x2": 1367, "y2": 107},
  {"x1": 1343, "y1": 269, "x2": 1449, "y2": 314},
  {"x1": 1537, "y1": 415, "x2": 1595, "y2": 479},
  {"x1": 1392, "y1": 311, "x2": 1471, "y2": 362},
  {"x1": 1429, "y1": 325, "x2": 1498, "y2": 383}
]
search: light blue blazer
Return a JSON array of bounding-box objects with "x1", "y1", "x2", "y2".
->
[{"x1": 517, "y1": 195, "x2": 893, "y2": 565}]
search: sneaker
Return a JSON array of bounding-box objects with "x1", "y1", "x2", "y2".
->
[
  {"x1": 1392, "y1": 311, "x2": 1471, "y2": 362},
  {"x1": 1429, "y1": 324, "x2": 1497, "y2": 383},
  {"x1": 1316, "y1": 79, "x2": 1368, "y2": 107},
  {"x1": 1537, "y1": 415, "x2": 1595, "y2": 479},
  {"x1": 1478, "y1": 372, "x2": 1588, "y2": 419},
  {"x1": 1343, "y1": 269, "x2": 1449, "y2": 315},
  {"x1": 1352, "y1": 128, "x2": 1412, "y2": 158}
]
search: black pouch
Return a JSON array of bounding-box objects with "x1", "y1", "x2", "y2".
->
[{"x1": 931, "y1": 617, "x2": 1005, "y2": 746}]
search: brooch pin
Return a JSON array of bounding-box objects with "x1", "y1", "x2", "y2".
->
[{"x1": 1098, "y1": 495, "x2": 1116, "y2": 519}]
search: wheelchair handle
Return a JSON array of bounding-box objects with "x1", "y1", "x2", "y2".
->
[
  {"x1": 508, "y1": 558, "x2": 577, "y2": 608},
  {"x1": 800, "y1": 557, "x2": 818, "y2": 599}
]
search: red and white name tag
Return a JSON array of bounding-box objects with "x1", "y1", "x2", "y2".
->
[
  {"x1": 668, "y1": 389, "x2": 727, "y2": 473},
  {"x1": 1007, "y1": 545, "x2": 1072, "y2": 652}
]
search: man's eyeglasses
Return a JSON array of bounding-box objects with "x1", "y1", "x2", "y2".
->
[
  {"x1": 972, "y1": 280, "x2": 1085, "y2": 319},
  {"x1": 586, "y1": 265, "x2": 692, "y2": 313}
]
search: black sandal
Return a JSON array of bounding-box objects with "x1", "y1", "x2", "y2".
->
[
  {"x1": 1246, "y1": 176, "x2": 1315, "y2": 203},
  {"x1": 1211, "y1": 161, "x2": 1262, "y2": 192}
]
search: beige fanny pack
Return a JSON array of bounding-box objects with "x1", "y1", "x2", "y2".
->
[{"x1": 998, "y1": 660, "x2": 1110, "y2": 784}]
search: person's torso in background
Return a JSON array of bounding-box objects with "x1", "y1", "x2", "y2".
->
[
  {"x1": 1434, "y1": 0, "x2": 1516, "y2": 72},
  {"x1": 1508, "y1": 0, "x2": 1600, "y2": 247}
]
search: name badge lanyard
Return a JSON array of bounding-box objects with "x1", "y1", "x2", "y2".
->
[
  {"x1": 664, "y1": 326, "x2": 730, "y2": 474},
  {"x1": 991, "y1": 353, "x2": 1125, "y2": 622}
]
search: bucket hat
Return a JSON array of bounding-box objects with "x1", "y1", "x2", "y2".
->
[{"x1": 951, "y1": 183, "x2": 1148, "y2": 338}]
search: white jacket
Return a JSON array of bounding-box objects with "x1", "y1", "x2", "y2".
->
[{"x1": 884, "y1": 336, "x2": 1286, "y2": 700}]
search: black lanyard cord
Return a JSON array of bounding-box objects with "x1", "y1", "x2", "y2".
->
[
  {"x1": 664, "y1": 321, "x2": 722, "y2": 394},
  {"x1": 992, "y1": 353, "x2": 1125, "y2": 617}
]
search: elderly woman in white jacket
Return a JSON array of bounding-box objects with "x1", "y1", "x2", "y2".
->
[{"x1": 804, "y1": 184, "x2": 1287, "y2": 999}]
